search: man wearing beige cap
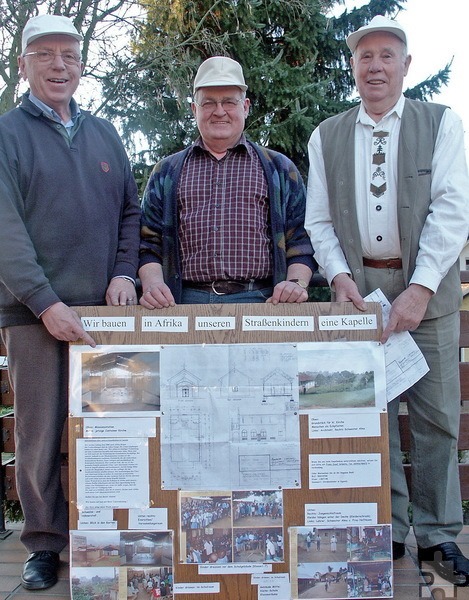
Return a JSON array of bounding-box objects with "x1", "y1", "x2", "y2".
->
[
  {"x1": 0, "y1": 14, "x2": 140, "y2": 589},
  {"x1": 306, "y1": 15, "x2": 469, "y2": 585},
  {"x1": 139, "y1": 56, "x2": 314, "y2": 307}
]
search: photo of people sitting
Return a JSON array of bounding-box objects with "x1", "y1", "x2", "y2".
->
[{"x1": 126, "y1": 568, "x2": 173, "y2": 599}]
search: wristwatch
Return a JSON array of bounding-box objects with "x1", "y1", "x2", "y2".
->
[{"x1": 288, "y1": 278, "x2": 308, "y2": 289}]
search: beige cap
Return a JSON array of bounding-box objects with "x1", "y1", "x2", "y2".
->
[
  {"x1": 346, "y1": 15, "x2": 407, "y2": 53},
  {"x1": 22, "y1": 15, "x2": 83, "y2": 53},
  {"x1": 193, "y1": 56, "x2": 247, "y2": 93}
]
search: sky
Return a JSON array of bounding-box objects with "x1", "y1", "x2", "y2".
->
[{"x1": 338, "y1": 0, "x2": 469, "y2": 156}]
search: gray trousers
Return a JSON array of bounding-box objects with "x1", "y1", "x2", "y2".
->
[
  {"x1": 364, "y1": 267, "x2": 462, "y2": 548},
  {"x1": 1, "y1": 323, "x2": 69, "y2": 553}
]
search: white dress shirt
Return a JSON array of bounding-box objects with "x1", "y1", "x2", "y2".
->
[{"x1": 305, "y1": 95, "x2": 469, "y2": 293}]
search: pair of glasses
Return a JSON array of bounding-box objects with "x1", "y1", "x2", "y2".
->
[
  {"x1": 23, "y1": 50, "x2": 82, "y2": 66},
  {"x1": 194, "y1": 99, "x2": 244, "y2": 112}
]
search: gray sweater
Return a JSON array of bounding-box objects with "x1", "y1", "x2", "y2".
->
[{"x1": 0, "y1": 94, "x2": 141, "y2": 327}]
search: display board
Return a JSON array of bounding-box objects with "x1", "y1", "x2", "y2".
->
[{"x1": 69, "y1": 302, "x2": 391, "y2": 600}]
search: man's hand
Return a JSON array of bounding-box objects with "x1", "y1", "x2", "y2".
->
[
  {"x1": 105, "y1": 277, "x2": 137, "y2": 306},
  {"x1": 266, "y1": 280, "x2": 308, "y2": 304},
  {"x1": 381, "y1": 283, "x2": 433, "y2": 343},
  {"x1": 267, "y1": 265, "x2": 313, "y2": 304},
  {"x1": 139, "y1": 263, "x2": 175, "y2": 309},
  {"x1": 332, "y1": 273, "x2": 367, "y2": 310},
  {"x1": 140, "y1": 282, "x2": 176, "y2": 309},
  {"x1": 41, "y1": 302, "x2": 96, "y2": 347}
]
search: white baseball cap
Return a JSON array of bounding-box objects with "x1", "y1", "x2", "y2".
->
[
  {"x1": 194, "y1": 56, "x2": 248, "y2": 93},
  {"x1": 22, "y1": 15, "x2": 83, "y2": 53},
  {"x1": 346, "y1": 15, "x2": 407, "y2": 53}
]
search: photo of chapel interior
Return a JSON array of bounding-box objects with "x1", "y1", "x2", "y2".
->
[{"x1": 81, "y1": 351, "x2": 160, "y2": 413}]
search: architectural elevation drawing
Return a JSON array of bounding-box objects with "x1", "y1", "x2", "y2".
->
[{"x1": 159, "y1": 343, "x2": 301, "y2": 491}]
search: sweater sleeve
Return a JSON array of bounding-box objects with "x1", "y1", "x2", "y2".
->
[
  {"x1": 110, "y1": 142, "x2": 141, "y2": 281},
  {"x1": 278, "y1": 154, "x2": 316, "y2": 270},
  {"x1": 0, "y1": 144, "x2": 61, "y2": 317}
]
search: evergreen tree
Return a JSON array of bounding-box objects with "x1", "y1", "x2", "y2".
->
[{"x1": 102, "y1": 0, "x2": 450, "y2": 176}]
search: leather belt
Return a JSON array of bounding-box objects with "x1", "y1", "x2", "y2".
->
[
  {"x1": 184, "y1": 279, "x2": 272, "y2": 296},
  {"x1": 363, "y1": 257, "x2": 403, "y2": 269}
]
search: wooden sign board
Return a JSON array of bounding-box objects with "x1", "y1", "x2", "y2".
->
[{"x1": 69, "y1": 302, "x2": 389, "y2": 600}]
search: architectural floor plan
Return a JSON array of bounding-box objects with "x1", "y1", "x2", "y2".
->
[{"x1": 159, "y1": 343, "x2": 301, "y2": 490}]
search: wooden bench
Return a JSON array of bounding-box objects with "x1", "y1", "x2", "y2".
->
[{"x1": 2, "y1": 416, "x2": 69, "y2": 501}]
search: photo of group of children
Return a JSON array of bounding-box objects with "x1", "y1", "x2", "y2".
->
[{"x1": 179, "y1": 489, "x2": 284, "y2": 564}]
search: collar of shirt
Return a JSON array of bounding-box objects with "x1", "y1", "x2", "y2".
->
[
  {"x1": 28, "y1": 92, "x2": 81, "y2": 131},
  {"x1": 356, "y1": 94, "x2": 405, "y2": 127},
  {"x1": 191, "y1": 134, "x2": 253, "y2": 158}
]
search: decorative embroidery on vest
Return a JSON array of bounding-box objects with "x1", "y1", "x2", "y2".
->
[{"x1": 371, "y1": 130, "x2": 389, "y2": 198}]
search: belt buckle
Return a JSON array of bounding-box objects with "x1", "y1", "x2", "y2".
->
[{"x1": 211, "y1": 281, "x2": 226, "y2": 296}]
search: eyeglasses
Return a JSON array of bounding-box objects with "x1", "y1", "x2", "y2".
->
[
  {"x1": 194, "y1": 98, "x2": 244, "y2": 112},
  {"x1": 23, "y1": 50, "x2": 82, "y2": 66}
]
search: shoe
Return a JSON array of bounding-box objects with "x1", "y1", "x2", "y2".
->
[
  {"x1": 418, "y1": 542, "x2": 469, "y2": 587},
  {"x1": 392, "y1": 541, "x2": 406, "y2": 560},
  {"x1": 21, "y1": 551, "x2": 60, "y2": 590}
]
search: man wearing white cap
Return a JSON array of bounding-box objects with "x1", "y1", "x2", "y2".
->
[
  {"x1": 0, "y1": 14, "x2": 140, "y2": 589},
  {"x1": 139, "y1": 56, "x2": 314, "y2": 307},
  {"x1": 306, "y1": 15, "x2": 469, "y2": 585}
]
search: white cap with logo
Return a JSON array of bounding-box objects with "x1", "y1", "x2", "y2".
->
[
  {"x1": 193, "y1": 56, "x2": 248, "y2": 93},
  {"x1": 346, "y1": 15, "x2": 407, "y2": 53},
  {"x1": 22, "y1": 14, "x2": 83, "y2": 53}
]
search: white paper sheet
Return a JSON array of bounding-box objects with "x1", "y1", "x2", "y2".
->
[
  {"x1": 128, "y1": 507, "x2": 168, "y2": 530},
  {"x1": 77, "y1": 509, "x2": 117, "y2": 530},
  {"x1": 252, "y1": 573, "x2": 291, "y2": 599},
  {"x1": 308, "y1": 411, "x2": 381, "y2": 439},
  {"x1": 159, "y1": 343, "x2": 301, "y2": 490},
  {"x1": 83, "y1": 417, "x2": 156, "y2": 438},
  {"x1": 364, "y1": 288, "x2": 429, "y2": 401},
  {"x1": 173, "y1": 582, "x2": 220, "y2": 593},
  {"x1": 304, "y1": 503, "x2": 378, "y2": 527},
  {"x1": 76, "y1": 438, "x2": 149, "y2": 509},
  {"x1": 309, "y1": 453, "x2": 381, "y2": 489}
]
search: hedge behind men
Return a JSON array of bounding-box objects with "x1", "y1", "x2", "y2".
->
[
  {"x1": 306, "y1": 15, "x2": 469, "y2": 585},
  {"x1": 139, "y1": 56, "x2": 314, "y2": 307},
  {"x1": 0, "y1": 15, "x2": 140, "y2": 590}
]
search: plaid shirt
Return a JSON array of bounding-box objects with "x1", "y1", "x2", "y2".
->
[
  {"x1": 178, "y1": 138, "x2": 271, "y2": 282},
  {"x1": 140, "y1": 138, "x2": 315, "y2": 303}
]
